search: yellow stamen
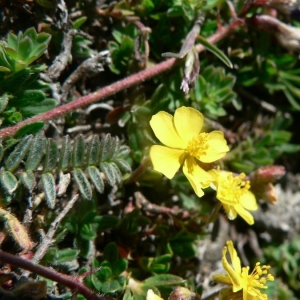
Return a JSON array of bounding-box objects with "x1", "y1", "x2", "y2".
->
[{"x1": 186, "y1": 133, "x2": 209, "y2": 158}]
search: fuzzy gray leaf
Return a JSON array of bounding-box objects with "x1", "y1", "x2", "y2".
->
[
  {"x1": 110, "y1": 162, "x2": 122, "y2": 184},
  {"x1": 100, "y1": 162, "x2": 116, "y2": 186},
  {"x1": 99, "y1": 134, "x2": 112, "y2": 162},
  {"x1": 41, "y1": 173, "x2": 56, "y2": 208},
  {"x1": 20, "y1": 170, "x2": 36, "y2": 190},
  {"x1": 73, "y1": 168, "x2": 92, "y2": 200},
  {"x1": 72, "y1": 135, "x2": 85, "y2": 168},
  {"x1": 25, "y1": 131, "x2": 45, "y2": 171},
  {"x1": 43, "y1": 139, "x2": 58, "y2": 173},
  {"x1": 87, "y1": 135, "x2": 100, "y2": 166},
  {"x1": 87, "y1": 166, "x2": 104, "y2": 193},
  {"x1": 0, "y1": 171, "x2": 18, "y2": 195},
  {"x1": 115, "y1": 159, "x2": 131, "y2": 173},
  {"x1": 5, "y1": 135, "x2": 33, "y2": 171},
  {"x1": 59, "y1": 135, "x2": 72, "y2": 170}
]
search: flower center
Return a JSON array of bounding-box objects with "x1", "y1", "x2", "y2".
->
[
  {"x1": 186, "y1": 133, "x2": 209, "y2": 159},
  {"x1": 219, "y1": 173, "x2": 250, "y2": 203},
  {"x1": 241, "y1": 263, "x2": 274, "y2": 299}
]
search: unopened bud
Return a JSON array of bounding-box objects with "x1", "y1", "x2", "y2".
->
[{"x1": 168, "y1": 287, "x2": 196, "y2": 300}]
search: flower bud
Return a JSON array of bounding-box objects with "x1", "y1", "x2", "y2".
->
[{"x1": 168, "y1": 287, "x2": 196, "y2": 300}]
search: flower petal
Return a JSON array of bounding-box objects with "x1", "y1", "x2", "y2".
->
[
  {"x1": 150, "y1": 111, "x2": 185, "y2": 148},
  {"x1": 234, "y1": 204, "x2": 255, "y2": 225},
  {"x1": 150, "y1": 145, "x2": 185, "y2": 179},
  {"x1": 183, "y1": 157, "x2": 213, "y2": 197},
  {"x1": 240, "y1": 191, "x2": 258, "y2": 211},
  {"x1": 147, "y1": 290, "x2": 163, "y2": 300},
  {"x1": 223, "y1": 204, "x2": 238, "y2": 219},
  {"x1": 174, "y1": 107, "x2": 203, "y2": 143},
  {"x1": 221, "y1": 245, "x2": 243, "y2": 291},
  {"x1": 200, "y1": 131, "x2": 229, "y2": 163},
  {"x1": 226, "y1": 240, "x2": 242, "y2": 274}
]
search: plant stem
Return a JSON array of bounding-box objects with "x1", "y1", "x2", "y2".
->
[
  {"x1": 0, "y1": 250, "x2": 111, "y2": 300},
  {"x1": 0, "y1": 20, "x2": 242, "y2": 139}
]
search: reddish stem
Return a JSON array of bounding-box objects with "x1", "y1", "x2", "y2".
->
[
  {"x1": 0, "y1": 21, "x2": 240, "y2": 139},
  {"x1": 0, "y1": 250, "x2": 111, "y2": 300}
]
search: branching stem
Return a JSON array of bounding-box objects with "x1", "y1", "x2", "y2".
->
[{"x1": 0, "y1": 20, "x2": 242, "y2": 139}]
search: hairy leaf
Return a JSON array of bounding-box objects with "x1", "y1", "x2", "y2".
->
[
  {"x1": 0, "y1": 171, "x2": 18, "y2": 195},
  {"x1": 73, "y1": 168, "x2": 92, "y2": 200},
  {"x1": 41, "y1": 173, "x2": 56, "y2": 208}
]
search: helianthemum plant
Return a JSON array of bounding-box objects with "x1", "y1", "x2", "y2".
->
[
  {"x1": 209, "y1": 169, "x2": 258, "y2": 225},
  {"x1": 149, "y1": 106, "x2": 229, "y2": 197},
  {"x1": 213, "y1": 240, "x2": 274, "y2": 300}
]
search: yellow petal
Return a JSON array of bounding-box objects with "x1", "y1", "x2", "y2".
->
[
  {"x1": 150, "y1": 111, "x2": 185, "y2": 148},
  {"x1": 234, "y1": 204, "x2": 255, "y2": 225},
  {"x1": 221, "y1": 246, "x2": 243, "y2": 291},
  {"x1": 147, "y1": 290, "x2": 164, "y2": 300},
  {"x1": 240, "y1": 191, "x2": 258, "y2": 211},
  {"x1": 150, "y1": 145, "x2": 185, "y2": 179},
  {"x1": 200, "y1": 131, "x2": 229, "y2": 163},
  {"x1": 226, "y1": 241, "x2": 242, "y2": 274},
  {"x1": 174, "y1": 107, "x2": 203, "y2": 143},
  {"x1": 223, "y1": 204, "x2": 238, "y2": 219},
  {"x1": 183, "y1": 157, "x2": 213, "y2": 197},
  {"x1": 211, "y1": 274, "x2": 232, "y2": 285}
]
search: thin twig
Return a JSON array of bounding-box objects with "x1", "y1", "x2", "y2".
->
[
  {"x1": 0, "y1": 21, "x2": 242, "y2": 139},
  {"x1": 0, "y1": 250, "x2": 111, "y2": 300}
]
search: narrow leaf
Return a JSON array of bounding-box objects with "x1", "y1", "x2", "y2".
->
[
  {"x1": 59, "y1": 135, "x2": 72, "y2": 170},
  {"x1": 87, "y1": 166, "x2": 104, "y2": 193},
  {"x1": 110, "y1": 162, "x2": 122, "y2": 184},
  {"x1": 43, "y1": 138, "x2": 58, "y2": 173},
  {"x1": 26, "y1": 131, "x2": 45, "y2": 171},
  {"x1": 100, "y1": 162, "x2": 116, "y2": 186},
  {"x1": 115, "y1": 159, "x2": 131, "y2": 173},
  {"x1": 99, "y1": 134, "x2": 112, "y2": 161},
  {"x1": 72, "y1": 135, "x2": 85, "y2": 168},
  {"x1": 15, "y1": 122, "x2": 44, "y2": 138},
  {"x1": 5, "y1": 135, "x2": 32, "y2": 171},
  {"x1": 41, "y1": 173, "x2": 56, "y2": 208},
  {"x1": 87, "y1": 135, "x2": 100, "y2": 166},
  {"x1": 73, "y1": 168, "x2": 92, "y2": 200},
  {"x1": 197, "y1": 35, "x2": 233, "y2": 68},
  {"x1": 0, "y1": 171, "x2": 18, "y2": 195}
]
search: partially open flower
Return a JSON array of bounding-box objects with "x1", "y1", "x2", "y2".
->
[
  {"x1": 147, "y1": 290, "x2": 163, "y2": 300},
  {"x1": 209, "y1": 169, "x2": 258, "y2": 225},
  {"x1": 213, "y1": 240, "x2": 274, "y2": 300},
  {"x1": 149, "y1": 107, "x2": 229, "y2": 197}
]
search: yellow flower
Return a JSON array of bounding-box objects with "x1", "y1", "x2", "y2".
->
[
  {"x1": 213, "y1": 241, "x2": 274, "y2": 300},
  {"x1": 149, "y1": 106, "x2": 229, "y2": 197},
  {"x1": 147, "y1": 290, "x2": 163, "y2": 300},
  {"x1": 209, "y1": 169, "x2": 258, "y2": 225}
]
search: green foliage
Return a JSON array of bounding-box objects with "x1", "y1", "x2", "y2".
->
[
  {"x1": 0, "y1": 28, "x2": 56, "y2": 126},
  {"x1": 0, "y1": 132, "x2": 131, "y2": 206},
  {"x1": 84, "y1": 242, "x2": 128, "y2": 294}
]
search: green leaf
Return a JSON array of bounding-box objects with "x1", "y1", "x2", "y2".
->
[
  {"x1": 103, "y1": 242, "x2": 119, "y2": 264},
  {"x1": 99, "y1": 134, "x2": 113, "y2": 162},
  {"x1": 80, "y1": 224, "x2": 97, "y2": 240},
  {"x1": 55, "y1": 249, "x2": 79, "y2": 264},
  {"x1": 73, "y1": 168, "x2": 92, "y2": 200},
  {"x1": 0, "y1": 93, "x2": 8, "y2": 113},
  {"x1": 5, "y1": 135, "x2": 32, "y2": 171},
  {"x1": 25, "y1": 131, "x2": 45, "y2": 171},
  {"x1": 144, "y1": 274, "x2": 185, "y2": 286},
  {"x1": 95, "y1": 215, "x2": 119, "y2": 230},
  {"x1": 0, "y1": 69, "x2": 30, "y2": 93},
  {"x1": 87, "y1": 135, "x2": 100, "y2": 166},
  {"x1": 97, "y1": 266, "x2": 113, "y2": 281},
  {"x1": 15, "y1": 122, "x2": 44, "y2": 138},
  {"x1": 35, "y1": 0, "x2": 56, "y2": 9},
  {"x1": 197, "y1": 35, "x2": 233, "y2": 68},
  {"x1": 112, "y1": 259, "x2": 128, "y2": 276},
  {"x1": 72, "y1": 135, "x2": 85, "y2": 168},
  {"x1": 41, "y1": 173, "x2": 56, "y2": 208},
  {"x1": 21, "y1": 98, "x2": 57, "y2": 117},
  {"x1": 73, "y1": 16, "x2": 87, "y2": 29},
  {"x1": 14, "y1": 90, "x2": 46, "y2": 107},
  {"x1": 101, "y1": 279, "x2": 122, "y2": 293},
  {"x1": 87, "y1": 166, "x2": 104, "y2": 193},
  {"x1": 18, "y1": 37, "x2": 34, "y2": 62},
  {"x1": 20, "y1": 170, "x2": 36, "y2": 190},
  {"x1": 43, "y1": 138, "x2": 58, "y2": 173},
  {"x1": 59, "y1": 135, "x2": 72, "y2": 170},
  {"x1": 0, "y1": 171, "x2": 18, "y2": 195},
  {"x1": 100, "y1": 162, "x2": 116, "y2": 186}
]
